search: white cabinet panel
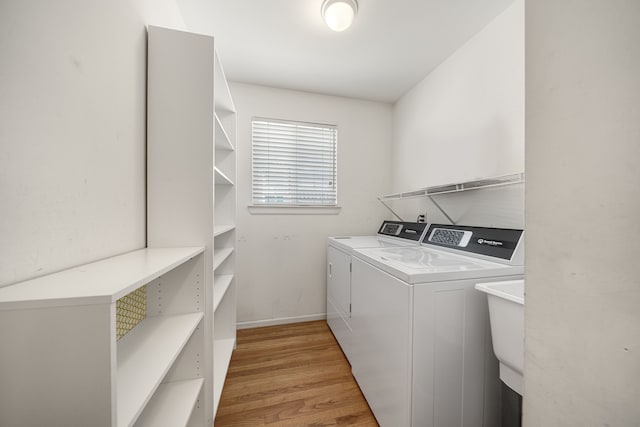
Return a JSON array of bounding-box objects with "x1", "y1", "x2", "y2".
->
[
  {"x1": 351, "y1": 257, "x2": 412, "y2": 426},
  {"x1": 326, "y1": 297, "x2": 352, "y2": 360},
  {"x1": 327, "y1": 246, "x2": 351, "y2": 323},
  {"x1": 412, "y1": 280, "x2": 500, "y2": 427},
  {"x1": 327, "y1": 245, "x2": 354, "y2": 362}
]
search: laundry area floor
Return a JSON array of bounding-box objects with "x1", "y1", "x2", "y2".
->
[{"x1": 214, "y1": 321, "x2": 378, "y2": 426}]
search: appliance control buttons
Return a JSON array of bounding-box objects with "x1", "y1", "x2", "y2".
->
[
  {"x1": 381, "y1": 223, "x2": 403, "y2": 235},
  {"x1": 429, "y1": 228, "x2": 472, "y2": 247}
]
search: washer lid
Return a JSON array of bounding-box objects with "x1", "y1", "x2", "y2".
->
[
  {"x1": 353, "y1": 246, "x2": 523, "y2": 284},
  {"x1": 328, "y1": 221, "x2": 428, "y2": 253}
]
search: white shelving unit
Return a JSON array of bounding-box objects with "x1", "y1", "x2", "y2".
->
[
  {"x1": 147, "y1": 26, "x2": 237, "y2": 424},
  {"x1": 0, "y1": 247, "x2": 205, "y2": 427},
  {"x1": 212, "y1": 45, "x2": 237, "y2": 418}
]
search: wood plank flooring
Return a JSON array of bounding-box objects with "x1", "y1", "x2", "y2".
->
[{"x1": 214, "y1": 320, "x2": 378, "y2": 426}]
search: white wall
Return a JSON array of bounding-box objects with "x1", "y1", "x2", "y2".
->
[
  {"x1": 389, "y1": 0, "x2": 524, "y2": 228},
  {"x1": 0, "y1": 1, "x2": 184, "y2": 287},
  {"x1": 229, "y1": 82, "x2": 393, "y2": 327},
  {"x1": 525, "y1": 1, "x2": 640, "y2": 425}
]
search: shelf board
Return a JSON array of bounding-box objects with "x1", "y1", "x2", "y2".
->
[
  {"x1": 378, "y1": 189, "x2": 427, "y2": 200},
  {"x1": 214, "y1": 113, "x2": 234, "y2": 151},
  {"x1": 134, "y1": 378, "x2": 203, "y2": 427},
  {"x1": 213, "y1": 274, "x2": 234, "y2": 312},
  {"x1": 213, "y1": 337, "x2": 236, "y2": 416},
  {"x1": 379, "y1": 172, "x2": 525, "y2": 201},
  {"x1": 117, "y1": 312, "x2": 203, "y2": 427},
  {"x1": 213, "y1": 248, "x2": 234, "y2": 272},
  {"x1": 214, "y1": 167, "x2": 234, "y2": 185},
  {"x1": 214, "y1": 224, "x2": 235, "y2": 237},
  {"x1": 0, "y1": 247, "x2": 205, "y2": 310}
]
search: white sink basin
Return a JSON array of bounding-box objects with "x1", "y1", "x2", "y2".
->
[{"x1": 475, "y1": 280, "x2": 524, "y2": 395}]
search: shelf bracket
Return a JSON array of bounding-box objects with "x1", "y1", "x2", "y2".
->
[
  {"x1": 427, "y1": 195, "x2": 456, "y2": 225},
  {"x1": 377, "y1": 197, "x2": 405, "y2": 221}
]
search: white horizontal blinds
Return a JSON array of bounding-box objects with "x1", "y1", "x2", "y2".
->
[{"x1": 252, "y1": 118, "x2": 337, "y2": 205}]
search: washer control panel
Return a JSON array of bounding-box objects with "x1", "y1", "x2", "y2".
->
[
  {"x1": 378, "y1": 221, "x2": 428, "y2": 242},
  {"x1": 422, "y1": 224, "x2": 523, "y2": 261}
]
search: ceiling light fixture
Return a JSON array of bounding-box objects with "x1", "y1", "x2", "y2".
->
[{"x1": 321, "y1": 0, "x2": 358, "y2": 32}]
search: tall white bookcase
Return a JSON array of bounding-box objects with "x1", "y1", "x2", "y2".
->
[
  {"x1": 146, "y1": 26, "x2": 237, "y2": 423},
  {"x1": 0, "y1": 26, "x2": 237, "y2": 427}
]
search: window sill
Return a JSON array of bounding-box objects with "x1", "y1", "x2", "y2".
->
[{"x1": 248, "y1": 205, "x2": 342, "y2": 215}]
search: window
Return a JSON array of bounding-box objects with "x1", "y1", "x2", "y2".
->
[{"x1": 252, "y1": 118, "x2": 337, "y2": 206}]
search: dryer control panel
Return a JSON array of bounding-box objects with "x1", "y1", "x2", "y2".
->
[{"x1": 378, "y1": 221, "x2": 428, "y2": 242}]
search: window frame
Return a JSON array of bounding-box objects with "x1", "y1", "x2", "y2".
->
[{"x1": 250, "y1": 117, "x2": 339, "y2": 209}]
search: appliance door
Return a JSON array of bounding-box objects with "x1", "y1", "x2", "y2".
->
[
  {"x1": 327, "y1": 245, "x2": 353, "y2": 361},
  {"x1": 327, "y1": 245, "x2": 352, "y2": 323},
  {"x1": 351, "y1": 257, "x2": 412, "y2": 427}
]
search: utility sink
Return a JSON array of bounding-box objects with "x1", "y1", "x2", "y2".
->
[{"x1": 475, "y1": 280, "x2": 524, "y2": 395}]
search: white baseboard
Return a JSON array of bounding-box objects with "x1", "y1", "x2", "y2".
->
[{"x1": 236, "y1": 313, "x2": 327, "y2": 330}]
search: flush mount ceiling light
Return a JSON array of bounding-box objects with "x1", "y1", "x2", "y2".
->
[{"x1": 321, "y1": 0, "x2": 358, "y2": 32}]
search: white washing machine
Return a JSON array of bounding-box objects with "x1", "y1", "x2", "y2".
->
[
  {"x1": 351, "y1": 224, "x2": 524, "y2": 427},
  {"x1": 327, "y1": 221, "x2": 428, "y2": 363}
]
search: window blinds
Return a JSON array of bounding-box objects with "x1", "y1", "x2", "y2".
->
[{"x1": 252, "y1": 118, "x2": 337, "y2": 206}]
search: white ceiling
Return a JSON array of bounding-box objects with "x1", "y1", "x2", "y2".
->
[{"x1": 175, "y1": 0, "x2": 515, "y2": 103}]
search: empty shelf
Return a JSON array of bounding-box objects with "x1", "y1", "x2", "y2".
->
[
  {"x1": 214, "y1": 52, "x2": 236, "y2": 114},
  {"x1": 0, "y1": 247, "x2": 204, "y2": 310},
  {"x1": 213, "y1": 274, "x2": 234, "y2": 312},
  {"x1": 213, "y1": 337, "x2": 235, "y2": 416},
  {"x1": 214, "y1": 167, "x2": 233, "y2": 185},
  {"x1": 117, "y1": 312, "x2": 203, "y2": 427},
  {"x1": 214, "y1": 225, "x2": 235, "y2": 237},
  {"x1": 213, "y1": 248, "x2": 234, "y2": 272},
  {"x1": 215, "y1": 114, "x2": 234, "y2": 151},
  {"x1": 134, "y1": 378, "x2": 204, "y2": 427}
]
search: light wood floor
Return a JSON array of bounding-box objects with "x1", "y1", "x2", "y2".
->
[{"x1": 214, "y1": 320, "x2": 378, "y2": 426}]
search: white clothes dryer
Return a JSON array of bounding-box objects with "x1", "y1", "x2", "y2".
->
[
  {"x1": 327, "y1": 221, "x2": 428, "y2": 363},
  {"x1": 351, "y1": 224, "x2": 524, "y2": 427}
]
